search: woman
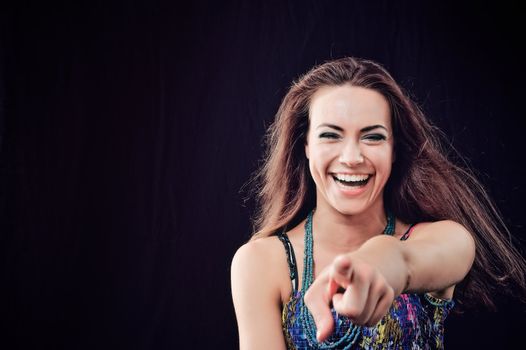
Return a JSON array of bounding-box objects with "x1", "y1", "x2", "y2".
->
[{"x1": 231, "y1": 57, "x2": 526, "y2": 349}]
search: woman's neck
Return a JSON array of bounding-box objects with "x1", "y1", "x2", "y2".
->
[{"x1": 311, "y1": 201, "x2": 388, "y2": 254}]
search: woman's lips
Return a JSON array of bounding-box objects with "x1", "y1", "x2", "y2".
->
[{"x1": 331, "y1": 174, "x2": 371, "y2": 196}]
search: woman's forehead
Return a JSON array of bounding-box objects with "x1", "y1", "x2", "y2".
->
[{"x1": 308, "y1": 85, "x2": 391, "y2": 128}]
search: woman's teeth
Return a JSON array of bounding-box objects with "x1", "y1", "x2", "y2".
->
[{"x1": 332, "y1": 174, "x2": 370, "y2": 186}]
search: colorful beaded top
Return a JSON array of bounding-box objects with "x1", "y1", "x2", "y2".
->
[{"x1": 277, "y1": 211, "x2": 455, "y2": 350}]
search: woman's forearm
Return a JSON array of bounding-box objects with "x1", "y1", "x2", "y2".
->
[
  {"x1": 355, "y1": 221, "x2": 475, "y2": 296},
  {"x1": 351, "y1": 235, "x2": 410, "y2": 296}
]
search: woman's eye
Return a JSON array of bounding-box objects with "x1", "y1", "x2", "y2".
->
[
  {"x1": 319, "y1": 132, "x2": 340, "y2": 139},
  {"x1": 363, "y1": 134, "x2": 386, "y2": 142}
]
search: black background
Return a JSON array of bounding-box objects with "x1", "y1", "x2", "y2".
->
[{"x1": 1, "y1": 1, "x2": 525, "y2": 349}]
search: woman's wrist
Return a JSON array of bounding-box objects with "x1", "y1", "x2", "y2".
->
[{"x1": 352, "y1": 235, "x2": 410, "y2": 296}]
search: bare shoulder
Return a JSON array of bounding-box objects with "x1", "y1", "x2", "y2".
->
[
  {"x1": 231, "y1": 235, "x2": 291, "y2": 303},
  {"x1": 231, "y1": 236, "x2": 291, "y2": 349},
  {"x1": 409, "y1": 220, "x2": 474, "y2": 245},
  {"x1": 231, "y1": 235, "x2": 288, "y2": 272}
]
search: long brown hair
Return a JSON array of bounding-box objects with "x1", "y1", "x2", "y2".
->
[{"x1": 246, "y1": 56, "x2": 526, "y2": 309}]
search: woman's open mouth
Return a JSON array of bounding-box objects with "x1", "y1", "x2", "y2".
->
[{"x1": 331, "y1": 173, "x2": 371, "y2": 187}]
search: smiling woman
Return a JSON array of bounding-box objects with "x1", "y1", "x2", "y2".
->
[
  {"x1": 306, "y1": 86, "x2": 393, "y2": 217},
  {"x1": 230, "y1": 57, "x2": 526, "y2": 350}
]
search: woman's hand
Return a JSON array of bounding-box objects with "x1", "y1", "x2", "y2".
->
[
  {"x1": 303, "y1": 252, "x2": 397, "y2": 342},
  {"x1": 303, "y1": 235, "x2": 410, "y2": 342},
  {"x1": 303, "y1": 221, "x2": 476, "y2": 343}
]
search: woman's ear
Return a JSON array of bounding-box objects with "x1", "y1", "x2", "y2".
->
[{"x1": 305, "y1": 142, "x2": 309, "y2": 159}]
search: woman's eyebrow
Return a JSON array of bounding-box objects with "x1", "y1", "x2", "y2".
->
[
  {"x1": 360, "y1": 125, "x2": 388, "y2": 132},
  {"x1": 316, "y1": 123, "x2": 344, "y2": 131},
  {"x1": 316, "y1": 123, "x2": 387, "y2": 132}
]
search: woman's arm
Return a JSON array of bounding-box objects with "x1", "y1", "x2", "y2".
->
[
  {"x1": 397, "y1": 220, "x2": 476, "y2": 296},
  {"x1": 231, "y1": 238, "x2": 288, "y2": 350},
  {"x1": 304, "y1": 220, "x2": 476, "y2": 342}
]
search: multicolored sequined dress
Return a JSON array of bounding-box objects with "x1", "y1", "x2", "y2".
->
[{"x1": 277, "y1": 220, "x2": 455, "y2": 350}]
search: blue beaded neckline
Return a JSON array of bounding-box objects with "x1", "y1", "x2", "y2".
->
[{"x1": 299, "y1": 209, "x2": 395, "y2": 349}]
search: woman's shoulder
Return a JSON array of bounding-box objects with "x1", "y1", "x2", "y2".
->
[
  {"x1": 232, "y1": 235, "x2": 286, "y2": 264},
  {"x1": 404, "y1": 220, "x2": 472, "y2": 240},
  {"x1": 231, "y1": 235, "x2": 293, "y2": 301},
  {"x1": 232, "y1": 218, "x2": 307, "y2": 266}
]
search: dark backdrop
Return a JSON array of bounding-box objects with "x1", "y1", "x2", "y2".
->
[{"x1": 1, "y1": 1, "x2": 525, "y2": 349}]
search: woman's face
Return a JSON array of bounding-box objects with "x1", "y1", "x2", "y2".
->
[{"x1": 305, "y1": 84, "x2": 394, "y2": 216}]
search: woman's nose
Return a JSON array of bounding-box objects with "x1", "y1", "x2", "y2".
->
[{"x1": 339, "y1": 141, "x2": 364, "y2": 166}]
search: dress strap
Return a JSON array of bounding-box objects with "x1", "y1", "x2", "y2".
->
[
  {"x1": 400, "y1": 223, "x2": 417, "y2": 241},
  {"x1": 277, "y1": 230, "x2": 299, "y2": 292}
]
